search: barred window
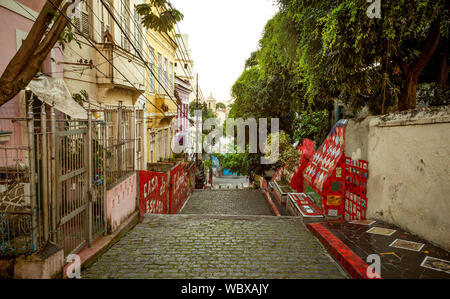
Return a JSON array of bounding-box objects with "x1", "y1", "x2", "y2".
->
[
  {"x1": 100, "y1": 1, "x2": 111, "y2": 42},
  {"x1": 164, "y1": 58, "x2": 168, "y2": 94},
  {"x1": 169, "y1": 62, "x2": 174, "y2": 96},
  {"x1": 148, "y1": 47, "x2": 156, "y2": 93},
  {"x1": 134, "y1": 10, "x2": 143, "y2": 55},
  {"x1": 73, "y1": 1, "x2": 90, "y2": 37},
  {"x1": 157, "y1": 53, "x2": 163, "y2": 94}
]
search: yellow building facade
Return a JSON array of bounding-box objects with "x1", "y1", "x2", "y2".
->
[{"x1": 144, "y1": 10, "x2": 178, "y2": 164}]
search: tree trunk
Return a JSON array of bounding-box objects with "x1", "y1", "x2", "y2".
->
[
  {"x1": 397, "y1": 21, "x2": 441, "y2": 111},
  {"x1": 0, "y1": 0, "x2": 68, "y2": 108},
  {"x1": 436, "y1": 36, "x2": 448, "y2": 92},
  {"x1": 398, "y1": 71, "x2": 419, "y2": 111}
]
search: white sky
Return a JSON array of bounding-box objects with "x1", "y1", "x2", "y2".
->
[{"x1": 170, "y1": 0, "x2": 278, "y2": 104}]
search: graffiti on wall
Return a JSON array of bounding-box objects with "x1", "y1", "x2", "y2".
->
[
  {"x1": 169, "y1": 163, "x2": 188, "y2": 214},
  {"x1": 139, "y1": 171, "x2": 168, "y2": 216}
]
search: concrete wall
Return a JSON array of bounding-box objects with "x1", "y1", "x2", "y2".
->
[
  {"x1": 106, "y1": 172, "x2": 137, "y2": 233},
  {"x1": 346, "y1": 106, "x2": 450, "y2": 250}
]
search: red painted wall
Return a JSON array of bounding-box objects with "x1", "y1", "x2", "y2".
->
[{"x1": 139, "y1": 171, "x2": 169, "y2": 216}]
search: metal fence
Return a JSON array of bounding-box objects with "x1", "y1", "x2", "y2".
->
[
  {"x1": 0, "y1": 137, "x2": 34, "y2": 257},
  {"x1": 103, "y1": 104, "x2": 138, "y2": 188},
  {"x1": 1, "y1": 97, "x2": 143, "y2": 258},
  {"x1": 53, "y1": 119, "x2": 89, "y2": 256}
]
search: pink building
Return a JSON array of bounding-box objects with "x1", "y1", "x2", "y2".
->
[
  {"x1": 0, "y1": 0, "x2": 83, "y2": 167},
  {"x1": 0, "y1": 1, "x2": 58, "y2": 161},
  {"x1": 174, "y1": 76, "x2": 191, "y2": 148}
]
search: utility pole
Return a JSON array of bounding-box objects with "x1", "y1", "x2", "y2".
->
[{"x1": 196, "y1": 73, "x2": 199, "y2": 165}]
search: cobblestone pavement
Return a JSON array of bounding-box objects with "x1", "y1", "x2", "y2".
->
[
  {"x1": 180, "y1": 190, "x2": 273, "y2": 216},
  {"x1": 82, "y1": 214, "x2": 346, "y2": 279}
]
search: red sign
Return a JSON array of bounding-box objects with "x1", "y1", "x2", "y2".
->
[
  {"x1": 139, "y1": 171, "x2": 169, "y2": 216},
  {"x1": 169, "y1": 163, "x2": 188, "y2": 214}
]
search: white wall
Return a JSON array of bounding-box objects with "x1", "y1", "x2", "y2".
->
[{"x1": 346, "y1": 106, "x2": 450, "y2": 250}]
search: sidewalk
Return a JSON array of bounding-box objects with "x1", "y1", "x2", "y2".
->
[
  {"x1": 307, "y1": 219, "x2": 450, "y2": 279},
  {"x1": 63, "y1": 211, "x2": 140, "y2": 278}
]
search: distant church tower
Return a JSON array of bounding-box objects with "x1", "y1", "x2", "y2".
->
[{"x1": 206, "y1": 92, "x2": 217, "y2": 113}]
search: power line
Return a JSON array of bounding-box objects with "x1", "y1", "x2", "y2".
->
[
  {"x1": 46, "y1": 0, "x2": 168, "y2": 117},
  {"x1": 14, "y1": 0, "x2": 172, "y2": 124},
  {"x1": 115, "y1": 0, "x2": 205, "y2": 105},
  {"x1": 120, "y1": 0, "x2": 204, "y2": 104},
  {"x1": 115, "y1": 0, "x2": 201, "y2": 131},
  {"x1": 98, "y1": 0, "x2": 192, "y2": 120},
  {"x1": 13, "y1": 1, "x2": 108, "y2": 79}
]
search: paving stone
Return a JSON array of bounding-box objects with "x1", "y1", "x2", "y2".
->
[
  {"x1": 82, "y1": 213, "x2": 346, "y2": 279},
  {"x1": 180, "y1": 190, "x2": 273, "y2": 216}
]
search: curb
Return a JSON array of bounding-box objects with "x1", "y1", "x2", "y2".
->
[
  {"x1": 262, "y1": 190, "x2": 281, "y2": 217},
  {"x1": 306, "y1": 222, "x2": 381, "y2": 279},
  {"x1": 63, "y1": 210, "x2": 140, "y2": 278}
]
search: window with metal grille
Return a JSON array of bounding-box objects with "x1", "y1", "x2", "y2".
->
[
  {"x1": 119, "y1": 0, "x2": 131, "y2": 51},
  {"x1": 134, "y1": 10, "x2": 143, "y2": 55},
  {"x1": 81, "y1": 11, "x2": 90, "y2": 36},
  {"x1": 120, "y1": 15, "x2": 130, "y2": 51},
  {"x1": 73, "y1": 2, "x2": 90, "y2": 37},
  {"x1": 100, "y1": 1, "x2": 111, "y2": 43},
  {"x1": 149, "y1": 131, "x2": 154, "y2": 163},
  {"x1": 148, "y1": 47, "x2": 155, "y2": 93},
  {"x1": 157, "y1": 53, "x2": 163, "y2": 94},
  {"x1": 169, "y1": 62, "x2": 174, "y2": 96},
  {"x1": 158, "y1": 132, "x2": 162, "y2": 160},
  {"x1": 164, "y1": 58, "x2": 168, "y2": 94}
]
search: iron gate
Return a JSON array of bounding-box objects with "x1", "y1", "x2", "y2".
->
[
  {"x1": 55, "y1": 121, "x2": 89, "y2": 256},
  {"x1": 1, "y1": 98, "x2": 141, "y2": 259},
  {"x1": 53, "y1": 119, "x2": 107, "y2": 257}
]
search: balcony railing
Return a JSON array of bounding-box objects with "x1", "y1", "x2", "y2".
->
[{"x1": 96, "y1": 43, "x2": 146, "y2": 92}]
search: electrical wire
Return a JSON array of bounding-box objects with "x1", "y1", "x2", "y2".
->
[
  {"x1": 97, "y1": 0, "x2": 192, "y2": 120},
  {"x1": 119, "y1": 0, "x2": 205, "y2": 104},
  {"x1": 46, "y1": 0, "x2": 168, "y2": 117}
]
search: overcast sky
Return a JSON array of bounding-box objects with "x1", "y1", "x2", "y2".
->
[{"x1": 170, "y1": 0, "x2": 278, "y2": 104}]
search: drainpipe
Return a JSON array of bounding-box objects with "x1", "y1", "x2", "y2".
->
[
  {"x1": 87, "y1": 98, "x2": 93, "y2": 247},
  {"x1": 102, "y1": 104, "x2": 107, "y2": 234},
  {"x1": 41, "y1": 104, "x2": 49, "y2": 243},
  {"x1": 50, "y1": 105, "x2": 56, "y2": 243},
  {"x1": 27, "y1": 96, "x2": 37, "y2": 251}
]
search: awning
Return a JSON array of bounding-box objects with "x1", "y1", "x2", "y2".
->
[{"x1": 26, "y1": 75, "x2": 87, "y2": 119}]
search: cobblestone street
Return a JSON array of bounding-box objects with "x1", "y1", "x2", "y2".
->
[
  {"x1": 181, "y1": 190, "x2": 273, "y2": 215},
  {"x1": 82, "y1": 191, "x2": 346, "y2": 279}
]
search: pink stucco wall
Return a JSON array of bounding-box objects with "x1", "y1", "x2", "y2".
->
[
  {"x1": 15, "y1": 0, "x2": 45, "y2": 13},
  {"x1": 0, "y1": 1, "x2": 63, "y2": 166},
  {"x1": 106, "y1": 173, "x2": 137, "y2": 233}
]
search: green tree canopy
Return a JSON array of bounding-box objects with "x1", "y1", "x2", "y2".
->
[
  {"x1": 278, "y1": 0, "x2": 449, "y2": 113},
  {"x1": 216, "y1": 102, "x2": 226, "y2": 110}
]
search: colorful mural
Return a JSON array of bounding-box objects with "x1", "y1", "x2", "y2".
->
[
  {"x1": 344, "y1": 158, "x2": 369, "y2": 220},
  {"x1": 302, "y1": 120, "x2": 348, "y2": 217}
]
